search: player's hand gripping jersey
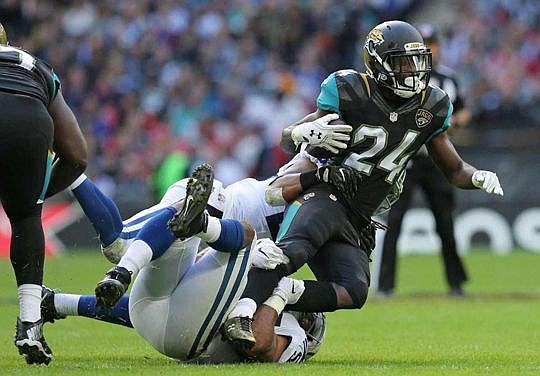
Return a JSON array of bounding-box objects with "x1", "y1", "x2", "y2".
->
[{"x1": 317, "y1": 69, "x2": 452, "y2": 217}]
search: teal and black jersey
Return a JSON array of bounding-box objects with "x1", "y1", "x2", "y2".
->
[
  {"x1": 316, "y1": 69, "x2": 452, "y2": 216},
  {"x1": 0, "y1": 45, "x2": 61, "y2": 107}
]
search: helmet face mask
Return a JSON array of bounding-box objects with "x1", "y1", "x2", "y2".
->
[
  {"x1": 383, "y1": 50, "x2": 432, "y2": 98},
  {"x1": 364, "y1": 21, "x2": 432, "y2": 99}
]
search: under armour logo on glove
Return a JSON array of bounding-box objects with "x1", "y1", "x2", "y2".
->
[
  {"x1": 290, "y1": 113, "x2": 352, "y2": 154},
  {"x1": 309, "y1": 130, "x2": 323, "y2": 139}
]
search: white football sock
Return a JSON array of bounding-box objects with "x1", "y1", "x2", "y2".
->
[
  {"x1": 117, "y1": 239, "x2": 153, "y2": 276},
  {"x1": 197, "y1": 216, "x2": 221, "y2": 243},
  {"x1": 18, "y1": 284, "x2": 42, "y2": 322},
  {"x1": 54, "y1": 293, "x2": 81, "y2": 316},
  {"x1": 69, "y1": 173, "x2": 88, "y2": 190},
  {"x1": 228, "y1": 298, "x2": 257, "y2": 319}
]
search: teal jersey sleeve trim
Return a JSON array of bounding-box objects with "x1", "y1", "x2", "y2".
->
[
  {"x1": 38, "y1": 150, "x2": 54, "y2": 203},
  {"x1": 316, "y1": 73, "x2": 340, "y2": 114},
  {"x1": 52, "y1": 71, "x2": 61, "y2": 98},
  {"x1": 427, "y1": 101, "x2": 453, "y2": 142},
  {"x1": 277, "y1": 201, "x2": 302, "y2": 242}
]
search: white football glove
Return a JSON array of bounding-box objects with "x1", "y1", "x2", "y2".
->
[
  {"x1": 273, "y1": 277, "x2": 305, "y2": 305},
  {"x1": 251, "y1": 238, "x2": 290, "y2": 270},
  {"x1": 291, "y1": 113, "x2": 352, "y2": 154},
  {"x1": 472, "y1": 170, "x2": 504, "y2": 196}
]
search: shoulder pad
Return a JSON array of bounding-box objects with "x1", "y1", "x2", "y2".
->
[
  {"x1": 423, "y1": 85, "x2": 450, "y2": 117},
  {"x1": 35, "y1": 57, "x2": 61, "y2": 100},
  {"x1": 334, "y1": 69, "x2": 372, "y2": 103},
  {"x1": 334, "y1": 69, "x2": 359, "y2": 78}
]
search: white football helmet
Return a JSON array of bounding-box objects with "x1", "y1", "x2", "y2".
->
[{"x1": 290, "y1": 311, "x2": 326, "y2": 359}]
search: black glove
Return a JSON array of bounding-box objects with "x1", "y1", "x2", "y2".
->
[
  {"x1": 316, "y1": 165, "x2": 363, "y2": 200},
  {"x1": 359, "y1": 220, "x2": 387, "y2": 255},
  {"x1": 359, "y1": 223, "x2": 376, "y2": 253}
]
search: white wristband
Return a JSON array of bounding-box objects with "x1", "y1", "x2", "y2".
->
[
  {"x1": 471, "y1": 170, "x2": 484, "y2": 188},
  {"x1": 263, "y1": 295, "x2": 287, "y2": 315},
  {"x1": 265, "y1": 187, "x2": 287, "y2": 206}
]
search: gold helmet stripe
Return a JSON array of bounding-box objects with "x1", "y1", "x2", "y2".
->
[{"x1": 0, "y1": 23, "x2": 7, "y2": 45}]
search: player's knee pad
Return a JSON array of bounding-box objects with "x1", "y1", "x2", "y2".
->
[{"x1": 341, "y1": 280, "x2": 369, "y2": 309}]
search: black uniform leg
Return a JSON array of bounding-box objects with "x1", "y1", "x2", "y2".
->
[
  {"x1": 288, "y1": 239, "x2": 371, "y2": 311},
  {"x1": 9, "y1": 214, "x2": 45, "y2": 286},
  {"x1": 378, "y1": 167, "x2": 417, "y2": 293},
  {"x1": 0, "y1": 137, "x2": 51, "y2": 287},
  {"x1": 0, "y1": 96, "x2": 53, "y2": 287},
  {"x1": 242, "y1": 185, "x2": 359, "y2": 307},
  {"x1": 421, "y1": 168, "x2": 468, "y2": 290}
]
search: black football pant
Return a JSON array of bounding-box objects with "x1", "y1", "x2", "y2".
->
[
  {"x1": 0, "y1": 92, "x2": 54, "y2": 286},
  {"x1": 378, "y1": 156, "x2": 468, "y2": 292},
  {"x1": 242, "y1": 184, "x2": 371, "y2": 312}
]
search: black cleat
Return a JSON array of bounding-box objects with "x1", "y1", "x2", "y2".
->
[
  {"x1": 14, "y1": 318, "x2": 53, "y2": 365},
  {"x1": 168, "y1": 163, "x2": 214, "y2": 239},
  {"x1": 41, "y1": 286, "x2": 66, "y2": 324},
  {"x1": 222, "y1": 316, "x2": 256, "y2": 351},
  {"x1": 95, "y1": 266, "x2": 132, "y2": 309}
]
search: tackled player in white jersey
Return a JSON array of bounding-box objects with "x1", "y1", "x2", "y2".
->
[{"x1": 41, "y1": 163, "x2": 325, "y2": 363}]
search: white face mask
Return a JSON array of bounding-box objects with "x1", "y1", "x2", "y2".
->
[
  {"x1": 393, "y1": 77, "x2": 426, "y2": 98},
  {"x1": 380, "y1": 47, "x2": 430, "y2": 98}
]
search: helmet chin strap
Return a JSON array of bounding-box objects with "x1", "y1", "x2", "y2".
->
[{"x1": 393, "y1": 89, "x2": 416, "y2": 98}]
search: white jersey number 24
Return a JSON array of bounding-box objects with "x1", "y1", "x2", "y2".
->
[{"x1": 343, "y1": 124, "x2": 420, "y2": 184}]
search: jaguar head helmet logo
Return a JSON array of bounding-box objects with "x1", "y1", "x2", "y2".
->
[{"x1": 367, "y1": 29, "x2": 385, "y2": 47}]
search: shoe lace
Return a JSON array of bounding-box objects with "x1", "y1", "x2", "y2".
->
[{"x1": 239, "y1": 317, "x2": 252, "y2": 332}]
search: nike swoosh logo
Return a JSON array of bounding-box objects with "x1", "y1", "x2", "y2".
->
[{"x1": 184, "y1": 196, "x2": 194, "y2": 212}]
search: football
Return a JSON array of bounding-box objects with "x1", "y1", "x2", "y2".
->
[{"x1": 305, "y1": 118, "x2": 348, "y2": 159}]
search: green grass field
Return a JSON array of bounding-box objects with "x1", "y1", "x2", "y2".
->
[{"x1": 1, "y1": 250, "x2": 539, "y2": 375}]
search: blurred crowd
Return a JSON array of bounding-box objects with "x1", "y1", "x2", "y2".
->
[
  {"x1": 1, "y1": 0, "x2": 538, "y2": 203},
  {"x1": 441, "y1": 0, "x2": 540, "y2": 125}
]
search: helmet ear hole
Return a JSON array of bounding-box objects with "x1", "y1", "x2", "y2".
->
[{"x1": 367, "y1": 40, "x2": 376, "y2": 55}]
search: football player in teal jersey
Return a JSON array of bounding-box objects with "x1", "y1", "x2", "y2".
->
[
  {"x1": 225, "y1": 20, "x2": 503, "y2": 349},
  {"x1": 0, "y1": 23, "x2": 87, "y2": 365}
]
